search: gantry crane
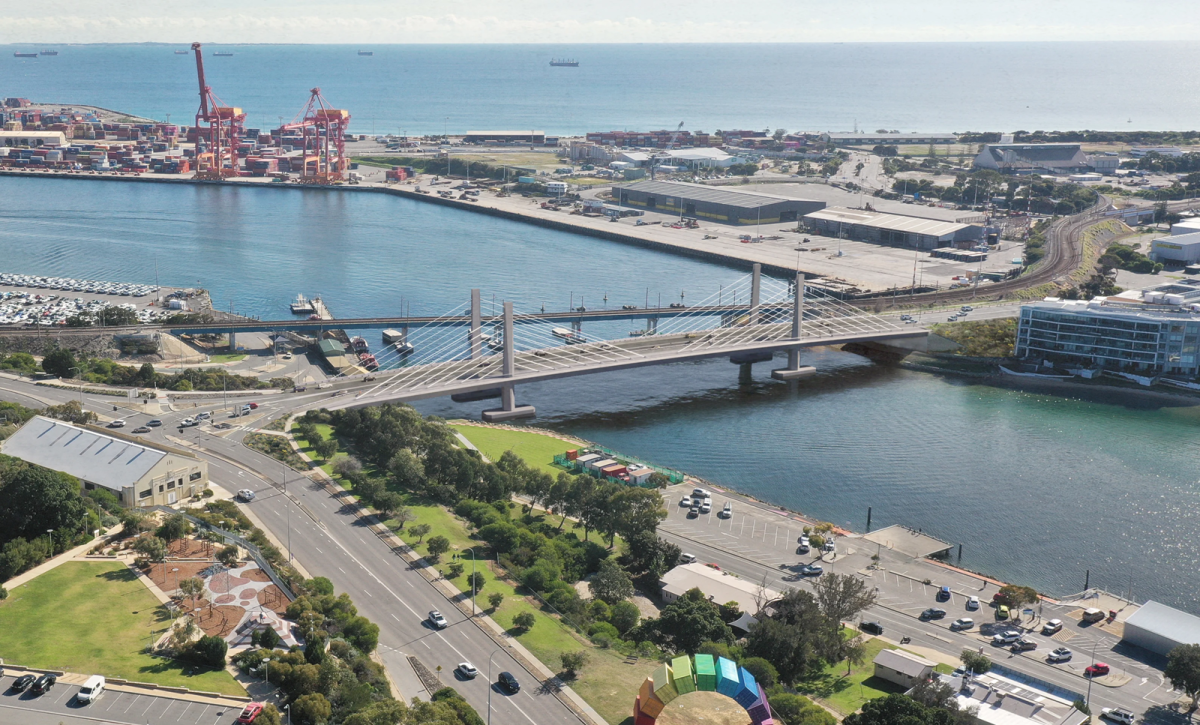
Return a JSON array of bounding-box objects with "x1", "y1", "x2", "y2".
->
[
  {"x1": 276, "y1": 88, "x2": 351, "y2": 184},
  {"x1": 191, "y1": 42, "x2": 245, "y2": 180}
]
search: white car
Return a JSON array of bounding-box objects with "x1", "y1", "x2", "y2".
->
[
  {"x1": 196, "y1": 411, "x2": 211, "y2": 420},
  {"x1": 428, "y1": 610, "x2": 448, "y2": 629},
  {"x1": 456, "y1": 662, "x2": 478, "y2": 679},
  {"x1": 235, "y1": 489, "x2": 255, "y2": 502},
  {"x1": 719, "y1": 502, "x2": 732, "y2": 518},
  {"x1": 1100, "y1": 709, "x2": 1135, "y2": 725},
  {"x1": 680, "y1": 496, "x2": 694, "y2": 507},
  {"x1": 700, "y1": 501, "x2": 712, "y2": 514},
  {"x1": 966, "y1": 596, "x2": 980, "y2": 610},
  {"x1": 680, "y1": 553, "x2": 697, "y2": 564},
  {"x1": 107, "y1": 419, "x2": 126, "y2": 428},
  {"x1": 992, "y1": 630, "x2": 1021, "y2": 645},
  {"x1": 1042, "y1": 618, "x2": 1063, "y2": 635},
  {"x1": 692, "y1": 487, "x2": 708, "y2": 498},
  {"x1": 180, "y1": 417, "x2": 197, "y2": 427},
  {"x1": 950, "y1": 618, "x2": 974, "y2": 631}
]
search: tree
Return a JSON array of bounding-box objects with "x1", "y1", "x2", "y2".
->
[
  {"x1": 41, "y1": 348, "x2": 77, "y2": 378},
  {"x1": 719, "y1": 601, "x2": 742, "y2": 624},
  {"x1": 560, "y1": 651, "x2": 587, "y2": 679},
  {"x1": 467, "y1": 571, "x2": 486, "y2": 592},
  {"x1": 137, "y1": 362, "x2": 156, "y2": 385},
  {"x1": 614, "y1": 487, "x2": 667, "y2": 546},
  {"x1": 740, "y1": 657, "x2": 778, "y2": 687},
  {"x1": 996, "y1": 584, "x2": 1039, "y2": 610},
  {"x1": 342, "y1": 616, "x2": 380, "y2": 653},
  {"x1": 373, "y1": 492, "x2": 404, "y2": 521},
  {"x1": 488, "y1": 592, "x2": 504, "y2": 610},
  {"x1": 191, "y1": 634, "x2": 228, "y2": 667},
  {"x1": 446, "y1": 562, "x2": 464, "y2": 579},
  {"x1": 179, "y1": 576, "x2": 205, "y2": 609},
  {"x1": 512, "y1": 611, "x2": 537, "y2": 631},
  {"x1": 313, "y1": 438, "x2": 339, "y2": 461},
  {"x1": 42, "y1": 400, "x2": 97, "y2": 425},
  {"x1": 769, "y1": 692, "x2": 836, "y2": 725},
  {"x1": 960, "y1": 648, "x2": 992, "y2": 674},
  {"x1": 424, "y1": 535, "x2": 450, "y2": 562},
  {"x1": 0, "y1": 464, "x2": 88, "y2": 544},
  {"x1": 1166, "y1": 643, "x2": 1200, "y2": 710},
  {"x1": 217, "y1": 544, "x2": 240, "y2": 567},
  {"x1": 290, "y1": 692, "x2": 332, "y2": 725},
  {"x1": 256, "y1": 625, "x2": 281, "y2": 650},
  {"x1": 640, "y1": 588, "x2": 733, "y2": 655},
  {"x1": 390, "y1": 504, "x2": 415, "y2": 530},
  {"x1": 156, "y1": 513, "x2": 192, "y2": 544},
  {"x1": 331, "y1": 457, "x2": 362, "y2": 478},
  {"x1": 843, "y1": 635, "x2": 868, "y2": 675},
  {"x1": 815, "y1": 573, "x2": 877, "y2": 626},
  {"x1": 409, "y1": 523, "x2": 431, "y2": 543},
  {"x1": 610, "y1": 600, "x2": 640, "y2": 636},
  {"x1": 589, "y1": 558, "x2": 634, "y2": 604},
  {"x1": 134, "y1": 535, "x2": 167, "y2": 563},
  {"x1": 387, "y1": 449, "x2": 425, "y2": 491}
]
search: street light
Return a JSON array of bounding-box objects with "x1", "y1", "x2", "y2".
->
[
  {"x1": 487, "y1": 648, "x2": 504, "y2": 725},
  {"x1": 45, "y1": 528, "x2": 54, "y2": 555},
  {"x1": 171, "y1": 567, "x2": 180, "y2": 594},
  {"x1": 69, "y1": 367, "x2": 82, "y2": 406},
  {"x1": 1085, "y1": 638, "x2": 1098, "y2": 707},
  {"x1": 464, "y1": 547, "x2": 478, "y2": 616}
]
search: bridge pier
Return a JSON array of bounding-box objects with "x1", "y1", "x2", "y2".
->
[
  {"x1": 482, "y1": 301, "x2": 535, "y2": 422},
  {"x1": 772, "y1": 272, "x2": 817, "y2": 380},
  {"x1": 469, "y1": 288, "x2": 482, "y2": 359}
]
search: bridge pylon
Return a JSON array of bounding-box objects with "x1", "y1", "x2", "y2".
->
[
  {"x1": 482, "y1": 300, "x2": 536, "y2": 422},
  {"x1": 772, "y1": 272, "x2": 817, "y2": 381}
]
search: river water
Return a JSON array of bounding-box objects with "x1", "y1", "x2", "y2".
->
[{"x1": 3, "y1": 177, "x2": 1200, "y2": 611}]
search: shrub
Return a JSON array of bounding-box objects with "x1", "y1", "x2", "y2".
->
[
  {"x1": 740, "y1": 657, "x2": 778, "y2": 687},
  {"x1": 488, "y1": 592, "x2": 504, "y2": 610},
  {"x1": 190, "y1": 635, "x2": 228, "y2": 668},
  {"x1": 610, "y1": 600, "x2": 640, "y2": 635},
  {"x1": 589, "y1": 622, "x2": 620, "y2": 641},
  {"x1": 446, "y1": 562, "x2": 464, "y2": 579},
  {"x1": 560, "y1": 651, "x2": 587, "y2": 678},
  {"x1": 512, "y1": 611, "x2": 536, "y2": 631}
]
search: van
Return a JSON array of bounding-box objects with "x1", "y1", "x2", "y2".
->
[
  {"x1": 76, "y1": 675, "x2": 105, "y2": 704},
  {"x1": 1082, "y1": 608, "x2": 1105, "y2": 623}
]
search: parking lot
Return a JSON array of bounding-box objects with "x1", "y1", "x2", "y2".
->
[{"x1": 0, "y1": 672, "x2": 247, "y2": 725}]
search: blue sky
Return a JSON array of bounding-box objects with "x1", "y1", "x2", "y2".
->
[{"x1": 1, "y1": 1, "x2": 1194, "y2": 43}]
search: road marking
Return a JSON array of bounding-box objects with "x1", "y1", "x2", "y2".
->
[
  {"x1": 392, "y1": 613, "x2": 400, "y2": 621},
  {"x1": 508, "y1": 699, "x2": 540, "y2": 725}
]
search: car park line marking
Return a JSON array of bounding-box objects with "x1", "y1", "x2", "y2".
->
[
  {"x1": 0, "y1": 700, "x2": 141, "y2": 725},
  {"x1": 177, "y1": 701, "x2": 197, "y2": 720},
  {"x1": 140, "y1": 696, "x2": 158, "y2": 715}
]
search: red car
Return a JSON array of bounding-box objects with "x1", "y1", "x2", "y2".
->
[
  {"x1": 237, "y1": 702, "x2": 264, "y2": 723},
  {"x1": 1085, "y1": 663, "x2": 1111, "y2": 677}
]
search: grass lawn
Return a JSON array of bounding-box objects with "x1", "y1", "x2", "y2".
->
[
  {"x1": 0, "y1": 561, "x2": 243, "y2": 696},
  {"x1": 796, "y1": 637, "x2": 907, "y2": 716},
  {"x1": 450, "y1": 424, "x2": 571, "y2": 476},
  {"x1": 292, "y1": 422, "x2": 351, "y2": 482},
  {"x1": 207, "y1": 353, "x2": 247, "y2": 363}
]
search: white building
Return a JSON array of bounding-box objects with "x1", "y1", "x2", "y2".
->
[
  {"x1": 1150, "y1": 231, "x2": 1200, "y2": 264},
  {"x1": 944, "y1": 671, "x2": 1088, "y2": 725},
  {"x1": 873, "y1": 649, "x2": 935, "y2": 689},
  {"x1": 1121, "y1": 600, "x2": 1200, "y2": 656},
  {"x1": 0, "y1": 130, "x2": 67, "y2": 147},
  {"x1": 1, "y1": 416, "x2": 209, "y2": 507},
  {"x1": 545, "y1": 181, "x2": 568, "y2": 196},
  {"x1": 663, "y1": 148, "x2": 739, "y2": 169},
  {"x1": 1170, "y1": 219, "x2": 1200, "y2": 236},
  {"x1": 1130, "y1": 146, "x2": 1184, "y2": 158},
  {"x1": 659, "y1": 563, "x2": 779, "y2": 616}
]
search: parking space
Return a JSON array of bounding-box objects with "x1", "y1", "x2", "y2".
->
[{"x1": 0, "y1": 672, "x2": 245, "y2": 725}]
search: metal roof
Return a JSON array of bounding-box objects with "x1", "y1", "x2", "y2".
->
[
  {"x1": 0, "y1": 416, "x2": 166, "y2": 492},
  {"x1": 617, "y1": 180, "x2": 816, "y2": 210},
  {"x1": 659, "y1": 563, "x2": 779, "y2": 615},
  {"x1": 827, "y1": 132, "x2": 957, "y2": 141},
  {"x1": 805, "y1": 206, "x2": 973, "y2": 238},
  {"x1": 1124, "y1": 600, "x2": 1200, "y2": 647},
  {"x1": 873, "y1": 649, "x2": 935, "y2": 677}
]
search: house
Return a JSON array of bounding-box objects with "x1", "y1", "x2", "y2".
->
[
  {"x1": 943, "y1": 671, "x2": 1089, "y2": 725},
  {"x1": 0, "y1": 416, "x2": 209, "y2": 507},
  {"x1": 659, "y1": 563, "x2": 780, "y2": 618},
  {"x1": 872, "y1": 649, "x2": 935, "y2": 688}
]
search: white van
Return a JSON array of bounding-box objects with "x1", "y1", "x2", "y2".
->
[{"x1": 76, "y1": 675, "x2": 105, "y2": 704}]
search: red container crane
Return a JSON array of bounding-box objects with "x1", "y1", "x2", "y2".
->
[
  {"x1": 191, "y1": 42, "x2": 245, "y2": 180},
  {"x1": 276, "y1": 88, "x2": 351, "y2": 184}
]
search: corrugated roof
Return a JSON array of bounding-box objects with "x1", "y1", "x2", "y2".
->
[
  {"x1": 659, "y1": 563, "x2": 779, "y2": 615},
  {"x1": 873, "y1": 649, "x2": 935, "y2": 677},
  {"x1": 805, "y1": 206, "x2": 972, "y2": 237},
  {"x1": 0, "y1": 416, "x2": 165, "y2": 492},
  {"x1": 618, "y1": 180, "x2": 817, "y2": 210},
  {"x1": 1124, "y1": 600, "x2": 1200, "y2": 647}
]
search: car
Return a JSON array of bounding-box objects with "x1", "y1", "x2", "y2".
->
[
  {"x1": 798, "y1": 535, "x2": 810, "y2": 546},
  {"x1": 1011, "y1": 638, "x2": 1038, "y2": 652},
  {"x1": 30, "y1": 673, "x2": 56, "y2": 694},
  {"x1": 236, "y1": 702, "x2": 265, "y2": 723},
  {"x1": 680, "y1": 496, "x2": 694, "y2": 507},
  {"x1": 9, "y1": 673, "x2": 35, "y2": 691},
  {"x1": 248, "y1": 402, "x2": 259, "y2": 410},
  {"x1": 236, "y1": 489, "x2": 256, "y2": 502},
  {"x1": 456, "y1": 662, "x2": 479, "y2": 679},
  {"x1": 1042, "y1": 619, "x2": 1063, "y2": 635},
  {"x1": 196, "y1": 411, "x2": 211, "y2": 420},
  {"x1": 823, "y1": 540, "x2": 836, "y2": 553},
  {"x1": 215, "y1": 422, "x2": 233, "y2": 430},
  {"x1": 180, "y1": 417, "x2": 196, "y2": 426},
  {"x1": 991, "y1": 630, "x2": 1021, "y2": 645},
  {"x1": 997, "y1": 604, "x2": 1010, "y2": 619},
  {"x1": 147, "y1": 419, "x2": 162, "y2": 427},
  {"x1": 800, "y1": 564, "x2": 824, "y2": 576},
  {"x1": 948, "y1": 315, "x2": 958, "y2": 321},
  {"x1": 937, "y1": 586, "x2": 951, "y2": 602},
  {"x1": 1047, "y1": 647, "x2": 1073, "y2": 663},
  {"x1": 796, "y1": 543, "x2": 810, "y2": 554},
  {"x1": 1101, "y1": 708, "x2": 1135, "y2": 725},
  {"x1": 687, "y1": 506, "x2": 700, "y2": 518},
  {"x1": 132, "y1": 426, "x2": 151, "y2": 434},
  {"x1": 692, "y1": 487, "x2": 708, "y2": 498},
  {"x1": 700, "y1": 501, "x2": 712, "y2": 514},
  {"x1": 107, "y1": 419, "x2": 126, "y2": 428},
  {"x1": 680, "y1": 553, "x2": 697, "y2": 564},
  {"x1": 241, "y1": 405, "x2": 253, "y2": 414},
  {"x1": 719, "y1": 502, "x2": 732, "y2": 518},
  {"x1": 950, "y1": 618, "x2": 974, "y2": 631},
  {"x1": 282, "y1": 353, "x2": 293, "y2": 359},
  {"x1": 860, "y1": 621, "x2": 884, "y2": 635},
  {"x1": 966, "y1": 596, "x2": 980, "y2": 611},
  {"x1": 497, "y1": 671, "x2": 520, "y2": 693},
  {"x1": 961, "y1": 305, "x2": 973, "y2": 312},
  {"x1": 1085, "y1": 663, "x2": 1111, "y2": 677},
  {"x1": 920, "y1": 608, "x2": 947, "y2": 620},
  {"x1": 428, "y1": 610, "x2": 448, "y2": 629}
]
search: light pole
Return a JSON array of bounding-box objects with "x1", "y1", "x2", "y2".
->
[
  {"x1": 487, "y1": 648, "x2": 503, "y2": 725},
  {"x1": 284, "y1": 703, "x2": 290, "y2": 725},
  {"x1": 1085, "y1": 637, "x2": 1099, "y2": 708},
  {"x1": 45, "y1": 528, "x2": 54, "y2": 556},
  {"x1": 464, "y1": 548, "x2": 478, "y2": 615},
  {"x1": 171, "y1": 567, "x2": 179, "y2": 594},
  {"x1": 261, "y1": 657, "x2": 271, "y2": 687},
  {"x1": 69, "y1": 367, "x2": 82, "y2": 406}
]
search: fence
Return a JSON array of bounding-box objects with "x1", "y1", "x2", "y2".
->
[{"x1": 147, "y1": 506, "x2": 296, "y2": 601}]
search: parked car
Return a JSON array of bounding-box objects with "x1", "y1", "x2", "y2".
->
[
  {"x1": 796, "y1": 543, "x2": 811, "y2": 554},
  {"x1": 181, "y1": 417, "x2": 196, "y2": 426},
  {"x1": 991, "y1": 630, "x2": 1021, "y2": 646},
  {"x1": 107, "y1": 419, "x2": 126, "y2": 428},
  {"x1": 800, "y1": 564, "x2": 823, "y2": 576},
  {"x1": 937, "y1": 586, "x2": 951, "y2": 602},
  {"x1": 236, "y1": 489, "x2": 255, "y2": 502},
  {"x1": 428, "y1": 610, "x2": 448, "y2": 629},
  {"x1": 9, "y1": 674, "x2": 35, "y2": 692},
  {"x1": 822, "y1": 540, "x2": 836, "y2": 553},
  {"x1": 860, "y1": 621, "x2": 884, "y2": 635},
  {"x1": 692, "y1": 487, "x2": 708, "y2": 498},
  {"x1": 497, "y1": 671, "x2": 520, "y2": 694},
  {"x1": 1086, "y1": 663, "x2": 1111, "y2": 677},
  {"x1": 196, "y1": 411, "x2": 211, "y2": 420},
  {"x1": 920, "y1": 608, "x2": 947, "y2": 620},
  {"x1": 1083, "y1": 608, "x2": 1106, "y2": 623},
  {"x1": 1101, "y1": 708, "x2": 1135, "y2": 725},
  {"x1": 1047, "y1": 647, "x2": 1073, "y2": 663},
  {"x1": 680, "y1": 496, "x2": 694, "y2": 507},
  {"x1": 719, "y1": 502, "x2": 732, "y2": 518},
  {"x1": 236, "y1": 702, "x2": 265, "y2": 724},
  {"x1": 966, "y1": 596, "x2": 980, "y2": 611},
  {"x1": 950, "y1": 618, "x2": 974, "y2": 631},
  {"x1": 456, "y1": 663, "x2": 479, "y2": 679},
  {"x1": 1042, "y1": 619, "x2": 1063, "y2": 635},
  {"x1": 700, "y1": 501, "x2": 712, "y2": 514},
  {"x1": 1011, "y1": 638, "x2": 1038, "y2": 652},
  {"x1": 680, "y1": 553, "x2": 697, "y2": 564},
  {"x1": 30, "y1": 673, "x2": 56, "y2": 695},
  {"x1": 687, "y1": 506, "x2": 700, "y2": 518},
  {"x1": 996, "y1": 604, "x2": 1010, "y2": 619},
  {"x1": 147, "y1": 419, "x2": 163, "y2": 427}
]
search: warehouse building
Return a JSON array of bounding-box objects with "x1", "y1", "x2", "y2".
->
[
  {"x1": 612, "y1": 180, "x2": 824, "y2": 225},
  {"x1": 822, "y1": 132, "x2": 957, "y2": 146},
  {"x1": 1151, "y1": 232, "x2": 1200, "y2": 264},
  {"x1": 0, "y1": 130, "x2": 67, "y2": 147},
  {"x1": 804, "y1": 206, "x2": 983, "y2": 249},
  {"x1": 1121, "y1": 600, "x2": 1200, "y2": 656},
  {"x1": 973, "y1": 143, "x2": 1090, "y2": 174},
  {"x1": 0, "y1": 416, "x2": 209, "y2": 507},
  {"x1": 463, "y1": 130, "x2": 545, "y2": 144}
]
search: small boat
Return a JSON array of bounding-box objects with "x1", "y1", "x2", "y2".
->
[
  {"x1": 357, "y1": 352, "x2": 379, "y2": 371},
  {"x1": 393, "y1": 340, "x2": 415, "y2": 356},
  {"x1": 350, "y1": 336, "x2": 370, "y2": 353},
  {"x1": 357, "y1": 50, "x2": 373, "y2": 56},
  {"x1": 549, "y1": 59, "x2": 579, "y2": 67},
  {"x1": 552, "y1": 326, "x2": 586, "y2": 344},
  {"x1": 174, "y1": 50, "x2": 189, "y2": 55},
  {"x1": 213, "y1": 52, "x2": 234, "y2": 57},
  {"x1": 39, "y1": 50, "x2": 58, "y2": 56},
  {"x1": 13, "y1": 52, "x2": 37, "y2": 58}
]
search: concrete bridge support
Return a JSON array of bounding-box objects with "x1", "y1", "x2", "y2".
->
[
  {"x1": 482, "y1": 300, "x2": 536, "y2": 422},
  {"x1": 773, "y1": 272, "x2": 817, "y2": 380},
  {"x1": 469, "y1": 288, "x2": 482, "y2": 360},
  {"x1": 749, "y1": 263, "x2": 761, "y2": 324}
]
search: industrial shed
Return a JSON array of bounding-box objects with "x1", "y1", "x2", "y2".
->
[
  {"x1": 612, "y1": 180, "x2": 824, "y2": 225},
  {"x1": 804, "y1": 206, "x2": 983, "y2": 249},
  {"x1": 1121, "y1": 600, "x2": 1200, "y2": 656},
  {"x1": 973, "y1": 143, "x2": 1090, "y2": 174}
]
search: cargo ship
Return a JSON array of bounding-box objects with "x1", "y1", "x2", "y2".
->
[
  {"x1": 358, "y1": 50, "x2": 373, "y2": 56},
  {"x1": 39, "y1": 50, "x2": 58, "y2": 56},
  {"x1": 13, "y1": 52, "x2": 37, "y2": 58},
  {"x1": 552, "y1": 326, "x2": 586, "y2": 344},
  {"x1": 549, "y1": 59, "x2": 579, "y2": 67},
  {"x1": 213, "y1": 51, "x2": 234, "y2": 57}
]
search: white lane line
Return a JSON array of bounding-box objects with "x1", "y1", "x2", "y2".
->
[
  {"x1": 177, "y1": 701, "x2": 196, "y2": 721},
  {"x1": 338, "y1": 566, "x2": 346, "y2": 573},
  {"x1": 365, "y1": 590, "x2": 373, "y2": 597},
  {"x1": 391, "y1": 613, "x2": 400, "y2": 621},
  {"x1": 506, "y1": 698, "x2": 540, "y2": 725}
]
